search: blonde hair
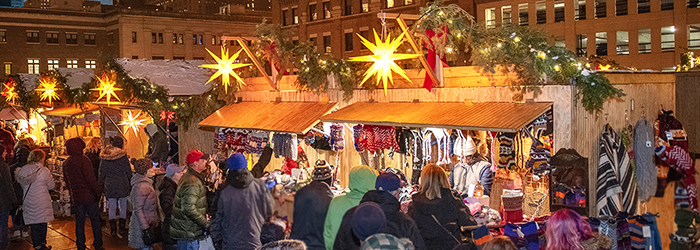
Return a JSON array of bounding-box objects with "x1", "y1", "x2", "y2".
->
[
  {"x1": 483, "y1": 236, "x2": 518, "y2": 250},
  {"x1": 420, "y1": 164, "x2": 450, "y2": 200},
  {"x1": 27, "y1": 149, "x2": 45, "y2": 164},
  {"x1": 85, "y1": 137, "x2": 102, "y2": 153}
]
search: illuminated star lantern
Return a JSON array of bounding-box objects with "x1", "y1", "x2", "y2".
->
[
  {"x1": 36, "y1": 76, "x2": 60, "y2": 105},
  {"x1": 119, "y1": 110, "x2": 148, "y2": 135},
  {"x1": 349, "y1": 29, "x2": 421, "y2": 95},
  {"x1": 91, "y1": 72, "x2": 122, "y2": 106},
  {"x1": 2, "y1": 79, "x2": 18, "y2": 105},
  {"x1": 200, "y1": 47, "x2": 251, "y2": 93}
]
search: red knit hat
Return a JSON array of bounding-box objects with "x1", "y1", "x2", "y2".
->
[{"x1": 186, "y1": 150, "x2": 205, "y2": 165}]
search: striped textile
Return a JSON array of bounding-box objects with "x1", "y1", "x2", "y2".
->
[
  {"x1": 628, "y1": 217, "x2": 647, "y2": 250},
  {"x1": 661, "y1": 146, "x2": 698, "y2": 212},
  {"x1": 618, "y1": 142, "x2": 638, "y2": 215},
  {"x1": 597, "y1": 125, "x2": 624, "y2": 216}
]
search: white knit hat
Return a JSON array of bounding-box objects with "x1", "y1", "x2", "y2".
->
[
  {"x1": 145, "y1": 123, "x2": 158, "y2": 136},
  {"x1": 454, "y1": 134, "x2": 476, "y2": 157}
]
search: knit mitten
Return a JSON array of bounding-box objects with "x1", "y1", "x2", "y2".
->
[
  {"x1": 497, "y1": 132, "x2": 516, "y2": 169},
  {"x1": 616, "y1": 213, "x2": 631, "y2": 250},
  {"x1": 472, "y1": 225, "x2": 491, "y2": 247},
  {"x1": 520, "y1": 221, "x2": 539, "y2": 250},
  {"x1": 675, "y1": 209, "x2": 695, "y2": 236}
]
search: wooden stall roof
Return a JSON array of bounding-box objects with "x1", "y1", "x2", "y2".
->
[
  {"x1": 321, "y1": 102, "x2": 553, "y2": 132},
  {"x1": 43, "y1": 104, "x2": 99, "y2": 117},
  {"x1": 198, "y1": 102, "x2": 338, "y2": 134},
  {"x1": 0, "y1": 108, "x2": 27, "y2": 120}
]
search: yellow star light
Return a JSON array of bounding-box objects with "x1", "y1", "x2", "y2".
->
[
  {"x1": 349, "y1": 29, "x2": 421, "y2": 95},
  {"x1": 119, "y1": 110, "x2": 148, "y2": 135},
  {"x1": 2, "y1": 79, "x2": 18, "y2": 105},
  {"x1": 200, "y1": 47, "x2": 251, "y2": 93},
  {"x1": 36, "y1": 76, "x2": 60, "y2": 105},
  {"x1": 91, "y1": 72, "x2": 122, "y2": 106}
]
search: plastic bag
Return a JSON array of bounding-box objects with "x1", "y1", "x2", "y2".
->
[{"x1": 198, "y1": 236, "x2": 215, "y2": 250}]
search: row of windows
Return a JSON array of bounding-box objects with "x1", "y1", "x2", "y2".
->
[
  {"x1": 139, "y1": 32, "x2": 205, "y2": 45},
  {"x1": 283, "y1": 0, "x2": 406, "y2": 26},
  {"x1": 486, "y1": 0, "x2": 695, "y2": 27},
  {"x1": 15, "y1": 59, "x2": 97, "y2": 75},
  {"x1": 573, "y1": 26, "x2": 691, "y2": 57},
  {"x1": 1, "y1": 30, "x2": 97, "y2": 45}
]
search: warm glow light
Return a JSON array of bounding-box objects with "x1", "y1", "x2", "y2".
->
[
  {"x1": 91, "y1": 72, "x2": 122, "y2": 106},
  {"x1": 200, "y1": 47, "x2": 251, "y2": 93},
  {"x1": 599, "y1": 64, "x2": 611, "y2": 71},
  {"x1": 2, "y1": 79, "x2": 18, "y2": 105},
  {"x1": 36, "y1": 76, "x2": 60, "y2": 105},
  {"x1": 119, "y1": 110, "x2": 148, "y2": 135},
  {"x1": 349, "y1": 30, "x2": 421, "y2": 95}
]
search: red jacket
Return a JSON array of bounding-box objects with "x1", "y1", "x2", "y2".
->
[
  {"x1": 0, "y1": 129, "x2": 14, "y2": 161},
  {"x1": 63, "y1": 138, "x2": 101, "y2": 205}
]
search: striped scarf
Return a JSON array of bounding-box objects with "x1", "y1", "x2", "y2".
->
[{"x1": 597, "y1": 125, "x2": 624, "y2": 216}]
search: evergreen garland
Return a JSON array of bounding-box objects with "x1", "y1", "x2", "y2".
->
[{"x1": 412, "y1": 0, "x2": 474, "y2": 61}]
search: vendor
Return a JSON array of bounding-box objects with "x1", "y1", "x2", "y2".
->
[
  {"x1": 145, "y1": 123, "x2": 169, "y2": 164},
  {"x1": 449, "y1": 135, "x2": 493, "y2": 196}
]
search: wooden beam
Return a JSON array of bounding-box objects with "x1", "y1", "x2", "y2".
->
[
  {"x1": 390, "y1": 17, "x2": 442, "y2": 88},
  {"x1": 221, "y1": 36, "x2": 278, "y2": 91},
  {"x1": 376, "y1": 12, "x2": 420, "y2": 20}
]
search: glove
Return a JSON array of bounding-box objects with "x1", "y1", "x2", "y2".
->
[{"x1": 143, "y1": 228, "x2": 154, "y2": 246}]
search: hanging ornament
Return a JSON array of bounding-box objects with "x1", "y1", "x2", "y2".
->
[
  {"x1": 91, "y1": 72, "x2": 122, "y2": 106},
  {"x1": 349, "y1": 29, "x2": 421, "y2": 95},
  {"x1": 2, "y1": 78, "x2": 19, "y2": 105},
  {"x1": 200, "y1": 47, "x2": 251, "y2": 93},
  {"x1": 119, "y1": 110, "x2": 148, "y2": 135},
  {"x1": 160, "y1": 110, "x2": 176, "y2": 126},
  {"x1": 36, "y1": 76, "x2": 60, "y2": 105}
]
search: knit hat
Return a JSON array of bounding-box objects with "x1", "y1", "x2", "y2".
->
[
  {"x1": 110, "y1": 136, "x2": 124, "y2": 149},
  {"x1": 313, "y1": 162, "x2": 332, "y2": 181},
  {"x1": 359, "y1": 233, "x2": 414, "y2": 250},
  {"x1": 145, "y1": 123, "x2": 158, "y2": 136},
  {"x1": 165, "y1": 163, "x2": 185, "y2": 178},
  {"x1": 260, "y1": 239, "x2": 307, "y2": 250},
  {"x1": 675, "y1": 186, "x2": 690, "y2": 208},
  {"x1": 186, "y1": 150, "x2": 209, "y2": 165},
  {"x1": 133, "y1": 158, "x2": 152, "y2": 175},
  {"x1": 227, "y1": 153, "x2": 247, "y2": 171},
  {"x1": 352, "y1": 202, "x2": 387, "y2": 241},
  {"x1": 454, "y1": 134, "x2": 476, "y2": 157},
  {"x1": 375, "y1": 172, "x2": 400, "y2": 192}
]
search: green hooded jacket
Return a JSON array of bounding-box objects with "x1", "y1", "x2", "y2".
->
[
  {"x1": 169, "y1": 167, "x2": 208, "y2": 240},
  {"x1": 323, "y1": 165, "x2": 378, "y2": 250}
]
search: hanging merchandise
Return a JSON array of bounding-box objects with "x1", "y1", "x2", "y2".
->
[
  {"x1": 503, "y1": 221, "x2": 538, "y2": 250},
  {"x1": 425, "y1": 128, "x2": 451, "y2": 165},
  {"x1": 245, "y1": 131, "x2": 270, "y2": 156},
  {"x1": 421, "y1": 129, "x2": 433, "y2": 162},
  {"x1": 410, "y1": 129, "x2": 424, "y2": 185},
  {"x1": 502, "y1": 190, "x2": 524, "y2": 223},
  {"x1": 654, "y1": 110, "x2": 689, "y2": 197},
  {"x1": 670, "y1": 209, "x2": 696, "y2": 250},
  {"x1": 352, "y1": 124, "x2": 363, "y2": 151},
  {"x1": 523, "y1": 130, "x2": 550, "y2": 178},
  {"x1": 311, "y1": 135, "x2": 332, "y2": 151},
  {"x1": 656, "y1": 145, "x2": 698, "y2": 212},
  {"x1": 452, "y1": 130, "x2": 473, "y2": 158},
  {"x1": 272, "y1": 133, "x2": 298, "y2": 160},
  {"x1": 329, "y1": 124, "x2": 344, "y2": 151},
  {"x1": 395, "y1": 128, "x2": 410, "y2": 154},
  {"x1": 634, "y1": 119, "x2": 657, "y2": 203},
  {"x1": 615, "y1": 212, "x2": 631, "y2": 250},
  {"x1": 497, "y1": 132, "x2": 516, "y2": 169},
  {"x1": 597, "y1": 124, "x2": 637, "y2": 216},
  {"x1": 488, "y1": 131, "x2": 498, "y2": 172},
  {"x1": 356, "y1": 125, "x2": 400, "y2": 154}
]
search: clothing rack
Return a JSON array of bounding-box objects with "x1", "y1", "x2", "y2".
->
[
  {"x1": 584, "y1": 212, "x2": 660, "y2": 222},
  {"x1": 462, "y1": 221, "x2": 546, "y2": 231}
]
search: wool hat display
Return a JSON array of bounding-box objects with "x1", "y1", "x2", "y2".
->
[
  {"x1": 227, "y1": 153, "x2": 247, "y2": 171},
  {"x1": 313, "y1": 165, "x2": 332, "y2": 181},
  {"x1": 165, "y1": 163, "x2": 185, "y2": 178},
  {"x1": 110, "y1": 136, "x2": 124, "y2": 149},
  {"x1": 675, "y1": 185, "x2": 690, "y2": 208},
  {"x1": 352, "y1": 202, "x2": 387, "y2": 241},
  {"x1": 133, "y1": 158, "x2": 152, "y2": 175},
  {"x1": 375, "y1": 172, "x2": 400, "y2": 192},
  {"x1": 186, "y1": 150, "x2": 209, "y2": 165},
  {"x1": 145, "y1": 123, "x2": 158, "y2": 136}
]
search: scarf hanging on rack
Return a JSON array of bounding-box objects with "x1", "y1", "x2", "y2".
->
[
  {"x1": 596, "y1": 125, "x2": 625, "y2": 216},
  {"x1": 352, "y1": 124, "x2": 363, "y2": 151},
  {"x1": 272, "y1": 133, "x2": 297, "y2": 160},
  {"x1": 498, "y1": 132, "x2": 516, "y2": 169},
  {"x1": 330, "y1": 124, "x2": 344, "y2": 151},
  {"x1": 421, "y1": 129, "x2": 433, "y2": 162}
]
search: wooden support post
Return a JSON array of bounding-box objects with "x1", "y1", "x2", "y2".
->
[{"x1": 222, "y1": 36, "x2": 278, "y2": 91}]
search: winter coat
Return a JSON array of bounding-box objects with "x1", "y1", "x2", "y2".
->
[
  {"x1": 85, "y1": 149, "x2": 100, "y2": 181},
  {"x1": 147, "y1": 131, "x2": 169, "y2": 163},
  {"x1": 408, "y1": 187, "x2": 476, "y2": 250},
  {"x1": 170, "y1": 167, "x2": 208, "y2": 240},
  {"x1": 0, "y1": 158, "x2": 16, "y2": 211},
  {"x1": 16, "y1": 162, "x2": 55, "y2": 225},
  {"x1": 159, "y1": 176, "x2": 178, "y2": 245},
  {"x1": 128, "y1": 173, "x2": 159, "y2": 249},
  {"x1": 62, "y1": 138, "x2": 101, "y2": 205},
  {"x1": 0, "y1": 128, "x2": 14, "y2": 161},
  {"x1": 449, "y1": 159, "x2": 493, "y2": 196},
  {"x1": 99, "y1": 146, "x2": 132, "y2": 198},
  {"x1": 12, "y1": 144, "x2": 30, "y2": 167},
  {"x1": 250, "y1": 146, "x2": 273, "y2": 178},
  {"x1": 334, "y1": 190, "x2": 426, "y2": 250},
  {"x1": 323, "y1": 166, "x2": 378, "y2": 250},
  {"x1": 211, "y1": 168, "x2": 273, "y2": 250},
  {"x1": 290, "y1": 180, "x2": 333, "y2": 250}
]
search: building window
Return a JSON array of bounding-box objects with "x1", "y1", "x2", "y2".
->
[
  {"x1": 152, "y1": 56, "x2": 165, "y2": 60},
  {"x1": 152, "y1": 33, "x2": 157, "y2": 43},
  {"x1": 4, "y1": 63, "x2": 10, "y2": 75},
  {"x1": 309, "y1": 4, "x2": 317, "y2": 21},
  {"x1": 638, "y1": 0, "x2": 650, "y2": 13},
  {"x1": 575, "y1": 0, "x2": 586, "y2": 20},
  {"x1": 310, "y1": 36, "x2": 317, "y2": 49},
  {"x1": 66, "y1": 59, "x2": 78, "y2": 68},
  {"x1": 616, "y1": 31, "x2": 629, "y2": 55},
  {"x1": 47, "y1": 59, "x2": 59, "y2": 71},
  {"x1": 485, "y1": 8, "x2": 496, "y2": 28},
  {"x1": 198, "y1": 35, "x2": 203, "y2": 45},
  {"x1": 638, "y1": 29, "x2": 651, "y2": 54},
  {"x1": 595, "y1": 0, "x2": 606, "y2": 18},
  {"x1": 359, "y1": 30, "x2": 369, "y2": 49},
  {"x1": 596, "y1": 32, "x2": 607, "y2": 55},
  {"x1": 345, "y1": 32, "x2": 353, "y2": 51},
  {"x1": 386, "y1": 0, "x2": 394, "y2": 8},
  {"x1": 85, "y1": 34, "x2": 96, "y2": 45},
  {"x1": 324, "y1": 35, "x2": 331, "y2": 53},
  {"x1": 689, "y1": 0, "x2": 700, "y2": 8},
  {"x1": 501, "y1": 6, "x2": 511, "y2": 27},
  {"x1": 132, "y1": 31, "x2": 137, "y2": 43},
  {"x1": 554, "y1": 0, "x2": 564, "y2": 22},
  {"x1": 26, "y1": 31, "x2": 39, "y2": 43},
  {"x1": 535, "y1": 1, "x2": 546, "y2": 24},
  {"x1": 293, "y1": 39, "x2": 299, "y2": 46},
  {"x1": 282, "y1": 9, "x2": 289, "y2": 26},
  {"x1": 66, "y1": 33, "x2": 77, "y2": 44},
  {"x1": 361, "y1": 0, "x2": 369, "y2": 12},
  {"x1": 132, "y1": 56, "x2": 139, "y2": 59},
  {"x1": 0, "y1": 30, "x2": 5, "y2": 43},
  {"x1": 689, "y1": 24, "x2": 700, "y2": 50},
  {"x1": 28, "y1": 59, "x2": 39, "y2": 74},
  {"x1": 292, "y1": 8, "x2": 298, "y2": 24},
  {"x1": 85, "y1": 60, "x2": 96, "y2": 69},
  {"x1": 173, "y1": 56, "x2": 185, "y2": 60},
  {"x1": 577, "y1": 34, "x2": 587, "y2": 57},
  {"x1": 174, "y1": 34, "x2": 178, "y2": 44},
  {"x1": 344, "y1": 0, "x2": 352, "y2": 15},
  {"x1": 108, "y1": 32, "x2": 114, "y2": 46},
  {"x1": 158, "y1": 33, "x2": 163, "y2": 44},
  {"x1": 518, "y1": 3, "x2": 528, "y2": 26},
  {"x1": 323, "y1": 2, "x2": 331, "y2": 19},
  {"x1": 661, "y1": 26, "x2": 675, "y2": 53},
  {"x1": 404, "y1": 0, "x2": 412, "y2": 5},
  {"x1": 193, "y1": 34, "x2": 203, "y2": 45},
  {"x1": 178, "y1": 34, "x2": 184, "y2": 44},
  {"x1": 616, "y1": 0, "x2": 627, "y2": 16},
  {"x1": 660, "y1": 0, "x2": 673, "y2": 10},
  {"x1": 555, "y1": 38, "x2": 565, "y2": 48}
]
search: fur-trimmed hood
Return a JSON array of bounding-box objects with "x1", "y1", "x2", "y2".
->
[{"x1": 100, "y1": 145, "x2": 127, "y2": 161}]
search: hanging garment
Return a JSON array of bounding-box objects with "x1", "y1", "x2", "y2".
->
[
  {"x1": 421, "y1": 129, "x2": 433, "y2": 162},
  {"x1": 426, "y1": 128, "x2": 451, "y2": 165},
  {"x1": 272, "y1": 133, "x2": 297, "y2": 160},
  {"x1": 597, "y1": 125, "x2": 624, "y2": 216},
  {"x1": 634, "y1": 119, "x2": 657, "y2": 202},
  {"x1": 628, "y1": 216, "x2": 648, "y2": 250},
  {"x1": 600, "y1": 219, "x2": 618, "y2": 250},
  {"x1": 245, "y1": 131, "x2": 269, "y2": 156},
  {"x1": 654, "y1": 111, "x2": 689, "y2": 197},
  {"x1": 411, "y1": 130, "x2": 424, "y2": 170},
  {"x1": 329, "y1": 124, "x2": 344, "y2": 151},
  {"x1": 374, "y1": 126, "x2": 400, "y2": 152},
  {"x1": 497, "y1": 132, "x2": 516, "y2": 169},
  {"x1": 524, "y1": 130, "x2": 550, "y2": 177},
  {"x1": 616, "y1": 212, "x2": 631, "y2": 250},
  {"x1": 640, "y1": 213, "x2": 662, "y2": 250},
  {"x1": 657, "y1": 145, "x2": 698, "y2": 212},
  {"x1": 488, "y1": 131, "x2": 498, "y2": 172}
]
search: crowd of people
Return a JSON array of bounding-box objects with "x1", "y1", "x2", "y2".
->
[{"x1": 0, "y1": 127, "x2": 611, "y2": 250}]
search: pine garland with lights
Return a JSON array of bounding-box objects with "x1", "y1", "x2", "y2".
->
[{"x1": 412, "y1": 0, "x2": 474, "y2": 61}]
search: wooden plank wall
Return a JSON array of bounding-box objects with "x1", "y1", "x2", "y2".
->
[{"x1": 675, "y1": 72, "x2": 700, "y2": 155}]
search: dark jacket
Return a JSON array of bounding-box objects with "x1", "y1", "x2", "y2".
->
[
  {"x1": 147, "y1": 131, "x2": 169, "y2": 163},
  {"x1": 0, "y1": 128, "x2": 14, "y2": 161},
  {"x1": 170, "y1": 167, "x2": 208, "y2": 240},
  {"x1": 0, "y1": 158, "x2": 16, "y2": 211},
  {"x1": 98, "y1": 146, "x2": 132, "y2": 198},
  {"x1": 250, "y1": 146, "x2": 273, "y2": 178},
  {"x1": 62, "y1": 138, "x2": 101, "y2": 205},
  {"x1": 85, "y1": 149, "x2": 100, "y2": 181},
  {"x1": 334, "y1": 190, "x2": 426, "y2": 250},
  {"x1": 211, "y1": 168, "x2": 273, "y2": 250},
  {"x1": 290, "y1": 180, "x2": 333, "y2": 250},
  {"x1": 159, "y1": 176, "x2": 178, "y2": 245},
  {"x1": 10, "y1": 144, "x2": 30, "y2": 208},
  {"x1": 408, "y1": 188, "x2": 476, "y2": 250}
]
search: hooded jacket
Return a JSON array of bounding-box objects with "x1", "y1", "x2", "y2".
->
[
  {"x1": 323, "y1": 165, "x2": 378, "y2": 250},
  {"x1": 128, "y1": 173, "x2": 159, "y2": 249},
  {"x1": 62, "y1": 138, "x2": 101, "y2": 205},
  {"x1": 333, "y1": 190, "x2": 426, "y2": 250},
  {"x1": 147, "y1": 130, "x2": 169, "y2": 163},
  {"x1": 170, "y1": 167, "x2": 208, "y2": 240},
  {"x1": 16, "y1": 161, "x2": 55, "y2": 225},
  {"x1": 211, "y1": 168, "x2": 273, "y2": 250},
  {"x1": 290, "y1": 180, "x2": 333, "y2": 250},
  {"x1": 159, "y1": 176, "x2": 178, "y2": 245},
  {"x1": 0, "y1": 157, "x2": 16, "y2": 211},
  {"x1": 98, "y1": 145, "x2": 132, "y2": 198},
  {"x1": 408, "y1": 188, "x2": 476, "y2": 250}
]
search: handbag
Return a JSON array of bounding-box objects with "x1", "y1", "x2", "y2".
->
[
  {"x1": 143, "y1": 222, "x2": 163, "y2": 245},
  {"x1": 198, "y1": 235, "x2": 215, "y2": 250},
  {"x1": 14, "y1": 168, "x2": 39, "y2": 226}
]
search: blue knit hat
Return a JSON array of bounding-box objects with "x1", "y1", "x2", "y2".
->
[
  {"x1": 352, "y1": 202, "x2": 386, "y2": 241},
  {"x1": 227, "y1": 153, "x2": 247, "y2": 171},
  {"x1": 375, "y1": 172, "x2": 400, "y2": 192}
]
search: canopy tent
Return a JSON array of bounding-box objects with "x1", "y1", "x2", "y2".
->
[
  {"x1": 199, "y1": 102, "x2": 338, "y2": 134},
  {"x1": 0, "y1": 108, "x2": 28, "y2": 120},
  {"x1": 320, "y1": 102, "x2": 553, "y2": 133},
  {"x1": 43, "y1": 104, "x2": 100, "y2": 118}
]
